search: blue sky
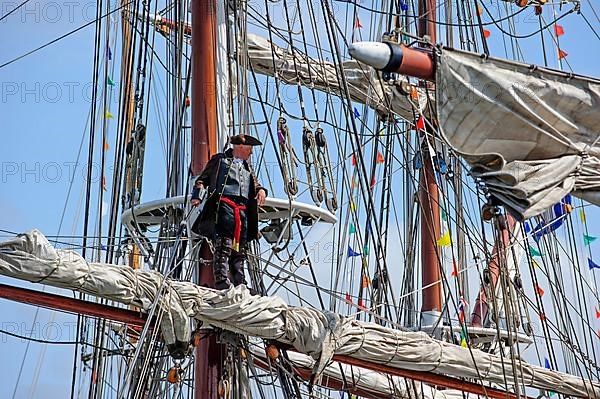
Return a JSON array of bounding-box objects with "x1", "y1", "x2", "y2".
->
[{"x1": 0, "y1": 0, "x2": 599, "y2": 397}]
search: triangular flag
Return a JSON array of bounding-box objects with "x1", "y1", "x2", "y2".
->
[
  {"x1": 345, "y1": 292, "x2": 352, "y2": 303},
  {"x1": 544, "y1": 358, "x2": 551, "y2": 369},
  {"x1": 348, "y1": 245, "x2": 361, "y2": 257},
  {"x1": 595, "y1": 308, "x2": 600, "y2": 319},
  {"x1": 351, "y1": 154, "x2": 357, "y2": 166},
  {"x1": 441, "y1": 206, "x2": 447, "y2": 221},
  {"x1": 580, "y1": 209, "x2": 587, "y2": 223},
  {"x1": 365, "y1": 222, "x2": 372, "y2": 234},
  {"x1": 476, "y1": 5, "x2": 482, "y2": 16},
  {"x1": 353, "y1": 107, "x2": 360, "y2": 118},
  {"x1": 370, "y1": 177, "x2": 376, "y2": 188},
  {"x1": 104, "y1": 110, "x2": 114, "y2": 119},
  {"x1": 416, "y1": 116, "x2": 425, "y2": 130},
  {"x1": 536, "y1": 285, "x2": 545, "y2": 297},
  {"x1": 355, "y1": 17, "x2": 362, "y2": 28},
  {"x1": 558, "y1": 49, "x2": 568, "y2": 60},
  {"x1": 104, "y1": 141, "x2": 109, "y2": 151},
  {"x1": 451, "y1": 261, "x2": 458, "y2": 277},
  {"x1": 107, "y1": 76, "x2": 115, "y2": 87},
  {"x1": 436, "y1": 231, "x2": 451, "y2": 247},
  {"x1": 376, "y1": 151, "x2": 384, "y2": 164},
  {"x1": 351, "y1": 176, "x2": 358, "y2": 189},
  {"x1": 584, "y1": 234, "x2": 598, "y2": 246},
  {"x1": 350, "y1": 201, "x2": 356, "y2": 212},
  {"x1": 357, "y1": 297, "x2": 365, "y2": 309},
  {"x1": 539, "y1": 312, "x2": 546, "y2": 321},
  {"x1": 483, "y1": 29, "x2": 491, "y2": 39},
  {"x1": 529, "y1": 245, "x2": 542, "y2": 257},
  {"x1": 400, "y1": 1, "x2": 408, "y2": 11},
  {"x1": 589, "y1": 258, "x2": 600, "y2": 270},
  {"x1": 461, "y1": 338, "x2": 468, "y2": 348},
  {"x1": 532, "y1": 259, "x2": 540, "y2": 268},
  {"x1": 107, "y1": 47, "x2": 112, "y2": 60},
  {"x1": 363, "y1": 244, "x2": 369, "y2": 256},
  {"x1": 362, "y1": 275, "x2": 370, "y2": 288},
  {"x1": 554, "y1": 24, "x2": 564, "y2": 37},
  {"x1": 349, "y1": 223, "x2": 356, "y2": 234}
]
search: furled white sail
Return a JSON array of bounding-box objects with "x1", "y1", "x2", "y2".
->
[
  {"x1": 0, "y1": 230, "x2": 598, "y2": 398},
  {"x1": 436, "y1": 48, "x2": 600, "y2": 220},
  {"x1": 246, "y1": 33, "x2": 427, "y2": 121}
]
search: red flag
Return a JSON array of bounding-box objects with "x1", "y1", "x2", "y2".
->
[
  {"x1": 554, "y1": 24, "x2": 564, "y2": 37},
  {"x1": 558, "y1": 49, "x2": 568, "y2": 60},
  {"x1": 351, "y1": 153, "x2": 356, "y2": 166},
  {"x1": 376, "y1": 151, "x2": 385, "y2": 164},
  {"x1": 370, "y1": 177, "x2": 376, "y2": 188},
  {"x1": 483, "y1": 29, "x2": 491, "y2": 39},
  {"x1": 355, "y1": 17, "x2": 362, "y2": 28},
  {"x1": 536, "y1": 285, "x2": 545, "y2": 297},
  {"x1": 451, "y1": 261, "x2": 458, "y2": 277},
  {"x1": 345, "y1": 292, "x2": 352, "y2": 303},
  {"x1": 358, "y1": 297, "x2": 365, "y2": 309},
  {"x1": 416, "y1": 116, "x2": 425, "y2": 130},
  {"x1": 539, "y1": 312, "x2": 546, "y2": 321},
  {"x1": 595, "y1": 308, "x2": 600, "y2": 319}
]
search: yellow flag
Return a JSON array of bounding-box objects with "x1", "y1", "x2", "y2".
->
[
  {"x1": 350, "y1": 201, "x2": 356, "y2": 212},
  {"x1": 532, "y1": 259, "x2": 540, "y2": 268},
  {"x1": 580, "y1": 209, "x2": 587, "y2": 223},
  {"x1": 461, "y1": 338, "x2": 468, "y2": 348},
  {"x1": 105, "y1": 110, "x2": 114, "y2": 119},
  {"x1": 436, "y1": 231, "x2": 451, "y2": 247}
]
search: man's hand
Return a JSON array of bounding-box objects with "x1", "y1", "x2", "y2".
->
[
  {"x1": 255, "y1": 188, "x2": 267, "y2": 207},
  {"x1": 191, "y1": 183, "x2": 204, "y2": 207}
]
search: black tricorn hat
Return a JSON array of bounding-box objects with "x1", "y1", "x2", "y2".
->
[{"x1": 230, "y1": 134, "x2": 262, "y2": 146}]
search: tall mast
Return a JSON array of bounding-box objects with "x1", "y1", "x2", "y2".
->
[
  {"x1": 418, "y1": 0, "x2": 443, "y2": 328},
  {"x1": 192, "y1": 0, "x2": 222, "y2": 398}
]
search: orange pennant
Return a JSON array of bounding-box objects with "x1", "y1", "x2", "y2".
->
[
  {"x1": 351, "y1": 153, "x2": 356, "y2": 166},
  {"x1": 376, "y1": 151, "x2": 385, "y2": 164},
  {"x1": 451, "y1": 261, "x2": 459, "y2": 277},
  {"x1": 104, "y1": 141, "x2": 109, "y2": 151},
  {"x1": 558, "y1": 49, "x2": 568, "y2": 60},
  {"x1": 483, "y1": 29, "x2": 491, "y2": 39},
  {"x1": 362, "y1": 275, "x2": 370, "y2": 288},
  {"x1": 536, "y1": 285, "x2": 545, "y2": 297},
  {"x1": 554, "y1": 24, "x2": 564, "y2": 37}
]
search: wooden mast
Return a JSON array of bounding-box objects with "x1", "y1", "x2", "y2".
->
[
  {"x1": 191, "y1": 0, "x2": 222, "y2": 398},
  {"x1": 418, "y1": 0, "x2": 443, "y2": 327}
]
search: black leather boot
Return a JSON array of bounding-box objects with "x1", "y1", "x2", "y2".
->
[
  {"x1": 229, "y1": 247, "x2": 248, "y2": 287},
  {"x1": 213, "y1": 237, "x2": 233, "y2": 290}
]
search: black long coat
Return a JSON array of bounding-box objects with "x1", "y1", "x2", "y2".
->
[{"x1": 191, "y1": 149, "x2": 266, "y2": 242}]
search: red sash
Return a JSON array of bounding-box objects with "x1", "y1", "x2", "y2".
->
[{"x1": 219, "y1": 197, "x2": 247, "y2": 251}]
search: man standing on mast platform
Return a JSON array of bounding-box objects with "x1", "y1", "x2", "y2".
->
[{"x1": 190, "y1": 134, "x2": 267, "y2": 290}]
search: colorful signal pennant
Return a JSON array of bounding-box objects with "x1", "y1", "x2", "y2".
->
[
  {"x1": 357, "y1": 297, "x2": 365, "y2": 309},
  {"x1": 350, "y1": 201, "x2": 356, "y2": 212},
  {"x1": 483, "y1": 29, "x2": 491, "y2": 39},
  {"x1": 362, "y1": 275, "x2": 370, "y2": 288},
  {"x1": 400, "y1": 1, "x2": 408, "y2": 11},
  {"x1": 558, "y1": 49, "x2": 568, "y2": 60},
  {"x1": 532, "y1": 259, "x2": 540, "y2": 268},
  {"x1": 441, "y1": 206, "x2": 447, "y2": 221},
  {"x1": 348, "y1": 245, "x2": 361, "y2": 257},
  {"x1": 436, "y1": 231, "x2": 451, "y2": 247},
  {"x1": 107, "y1": 46, "x2": 112, "y2": 60},
  {"x1": 589, "y1": 258, "x2": 600, "y2": 270},
  {"x1": 355, "y1": 17, "x2": 363, "y2": 28},
  {"x1": 529, "y1": 245, "x2": 542, "y2": 257},
  {"x1": 351, "y1": 154, "x2": 357, "y2": 166},
  {"x1": 416, "y1": 116, "x2": 425, "y2": 130},
  {"x1": 536, "y1": 285, "x2": 545, "y2": 297},
  {"x1": 104, "y1": 141, "x2": 109, "y2": 151},
  {"x1": 349, "y1": 223, "x2": 356, "y2": 234},
  {"x1": 363, "y1": 244, "x2": 369, "y2": 256},
  {"x1": 107, "y1": 76, "x2": 115, "y2": 87},
  {"x1": 595, "y1": 308, "x2": 600, "y2": 319},
  {"x1": 345, "y1": 292, "x2": 352, "y2": 303},
  {"x1": 584, "y1": 234, "x2": 598, "y2": 246},
  {"x1": 104, "y1": 110, "x2": 114, "y2": 119},
  {"x1": 353, "y1": 107, "x2": 360, "y2": 118},
  {"x1": 544, "y1": 358, "x2": 552, "y2": 369},
  {"x1": 351, "y1": 176, "x2": 358, "y2": 189},
  {"x1": 451, "y1": 261, "x2": 459, "y2": 277},
  {"x1": 476, "y1": 5, "x2": 483, "y2": 16},
  {"x1": 580, "y1": 209, "x2": 587, "y2": 223},
  {"x1": 370, "y1": 177, "x2": 376, "y2": 188},
  {"x1": 460, "y1": 331, "x2": 468, "y2": 348},
  {"x1": 554, "y1": 24, "x2": 564, "y2": 37},
  {"x1": 376, "y1": 151, "x2": 384, "y2": 164}
]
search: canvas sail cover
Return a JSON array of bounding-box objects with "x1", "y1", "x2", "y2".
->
[
  {"x1": 436, "y1": 48, "x2": 600, "y2": 220},
  {"x1": 246, "y1": 33, "x2": 427, "y2": 120},
  {"x1": 0, "y1": 230, "x2": 598, "y2": 397}
]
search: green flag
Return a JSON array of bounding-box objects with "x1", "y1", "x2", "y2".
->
[
  {"x1": 363, "y1": 244, "x2": 369, "y2": 256},
  {"x1": 349, "y1": 223, "x2": 356, "y2": 234},
  {"x1": 584, "y1": 234, "x2": 598, "y2": 246},
  {"x1": 107, "y1": 76, "x2": 115, "y2": 87},
  {"x1": 529, "y1": 245, "x2": 542, "y2": 257}
]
